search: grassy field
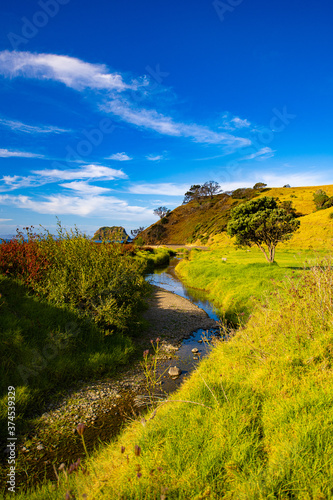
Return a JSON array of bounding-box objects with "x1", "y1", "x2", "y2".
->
[
  {"x1": 4, "y1": 222, "x2": 333, "y2": 498},
  {"x1": 176, "y1": 247, "x2": 326, "y2": 324},
  {"x1": 17, "y1": 255, "x2": 333, "y2": 499}
]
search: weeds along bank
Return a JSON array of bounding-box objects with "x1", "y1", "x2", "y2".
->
[
  {"x1": 18, "y1": 258, "x2": 333, "y2": 499},
  {"x1": 175, "y1": 247, "x2": 326, "y2": 324},
  {"x1": 0, "y1": 227, "x2": 172, "y2": 445}
]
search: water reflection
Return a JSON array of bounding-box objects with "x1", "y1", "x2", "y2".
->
[{"x1": 147, "y1": 258, "x2": 221, "y2": 322}]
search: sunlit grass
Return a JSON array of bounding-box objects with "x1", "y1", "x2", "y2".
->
[
  {"x1": 175, "y1": 247, "x2": 326, "y2": 324},
  {"x1": 19, "y1": 257, "x2": 333, "y2": 498}
]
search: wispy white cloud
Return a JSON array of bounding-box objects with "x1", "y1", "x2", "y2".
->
[
  {"x1": 0, "y1": 218, "x2": 12, "y2": 222},
  {"x1": 0, "y1": 51, "x2": 139, "y2": 92},
  {"x1": 0, "y1": 117, "x2": 71, "y2": 134},
  {"x1": 257, "y1": 172, "x2": 323, "y2": 188},
  {"x1": 128, "y1": 183, "x2": 189, "y2": 196},
  {"x1": 0, "y1": 51, "x2": 252, "y2": 151},
  {"x1": 32, "y1": 164, "x2": 128, "y2": 181},
  {"x1": 0, "y1": 193, "x2": 153, "y2": 220},
  {"x1": 240, "y1": 147, "x2": 275, "y2": 161},
  {"x1": 146, "y1": 154, "x2": 164, "y2": 161},
  {"x1": 0, "y1": 148, "x2": 44, "y2": 158},
  {"x1": 104, "y1": 99, "x2": 251, "y2": 148},
  {"x1": 0, "y1": 165, "x2": 128, "y2": 192},
  {"x1": 59, "y1": 181, "x2": 112, "y2": 195},
  {"x1": 0, "y1": 175, "x2": 43, "y2": 191},
  {"x1": 105, "y1": 152, "x2": 132, "y2": 161},
  {"x1": 216, "y1": 171, "x2": 325, "y2": 191},
  {"x1": 230, "y1": 117, "x2": 251, "y2": 128},
  {"x1": 220, "y1": 113, "x2": 252, "y2": 131}
]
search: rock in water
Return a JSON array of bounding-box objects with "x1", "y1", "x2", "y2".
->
[
  {"x1": 191, "y1": 348, "x2": 199, "y2": 353},
  {"x1": 168, "y1": 366, "x2": 182, "y2": 378}
]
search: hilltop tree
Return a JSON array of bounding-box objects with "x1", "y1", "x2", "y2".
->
[
  {"x1": 201, "y1": 181, "x2": 221, "y2": 198},
  {"x1": 131, "y1": 226, "x2": 145, "y2": 238},
  {"x1": 153, "y1": 206, "x2": 171, "y2": 219},
  {"x1": 183, "y1": 185, "x2": 202, "y2": 204},
  {"x1": 183, "y1": 181, "x2": 221, "y2": 204},
  {"x1": 253, "y1": 182, "x2": 267, "y2": 190},
  {"x1": 227, "y1": 197, "x2": 300, "y2": 263}
]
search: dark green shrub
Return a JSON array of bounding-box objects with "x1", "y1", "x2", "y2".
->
[{"x1": 313, "y1": 190, "x2": 329, "y2": 210}]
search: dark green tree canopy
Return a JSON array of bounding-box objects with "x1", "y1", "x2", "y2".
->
[{"x1": 227, "y1": 197, "x2": 300, "y2": 263}]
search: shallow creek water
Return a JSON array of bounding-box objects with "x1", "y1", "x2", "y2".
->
[
  {"x1": 1, "y1": 258, "x2": 222, "y2": 493},
  {"x1": 146, "y1": 258, "x2": 221, "y2": 393}
]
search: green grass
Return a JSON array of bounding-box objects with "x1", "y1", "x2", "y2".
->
[
  {"x1": 176, "y1": 247, "x2": 327, "y2": 324},
  {"x1": 17, "y1": 257, "x2": 333, "y2": 499},
  {"x1": 0, "y1": 274, "x2": 137, "y2": 443},
  {"x1": 136, "y1": 247, "x2": 175, "y2": 272}
]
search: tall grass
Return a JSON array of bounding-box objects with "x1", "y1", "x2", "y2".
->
[
  {"x1": 20, "y1": 257, "x2": 333, "y2": 499},
  {"x1": 0, "y1": 224, "x2": 151, "y2": 444},
  {"x1": 176, "y1": 247, "x2": 323, "y2": 324}
]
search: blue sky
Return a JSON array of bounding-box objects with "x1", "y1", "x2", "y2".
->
[{"x1": 0, "y1": 0, "x2": 332, "y2": 237}]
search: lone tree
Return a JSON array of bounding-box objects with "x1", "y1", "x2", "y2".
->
[
  {"x1": 253, "y1": 182, "x2": 267, "y2": 190},
  {"x1": 227, "y1": 197, "x2": 300, "y2": 263},
  {"x1": 201, "y1": 181, "x2": 221, "y2": 198},
  {"x1": 183, "y1": 185, "x2": 202, "y2": 204},
  {"x1": 131, "y1": 226, "x2": 145, "y2": 238},
  {"x1": 153, "y1": 206, "x2": 171, "y2": 219}
]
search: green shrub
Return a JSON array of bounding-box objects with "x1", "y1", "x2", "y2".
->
[
  {"x1": 313, "y1": 189, "x2": 329, "y2": 210},
  {"x1": 0, "y1": 224, "x2": 150, "y2": 334}
]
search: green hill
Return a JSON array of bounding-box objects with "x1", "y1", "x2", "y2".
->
[{"x1": 139, "y1": 185, "x2": 333, "y2": 247}]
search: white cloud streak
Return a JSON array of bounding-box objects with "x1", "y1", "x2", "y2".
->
[
  {"x1": 32, "y1": 164, "x2": 128, "y2": 181},
  {"x1": 105, "y1": 152, "x2": 132, "y2": 161},
  {"x1": 240, "y1": 147, "x2": 275, "y2": 161},
  {"x1": 0, "y1": 148, "x2": 44, "y2": 158},
  {"x1": 105, "y1": 99, "x2": 251, "y2": 148},
  {"x1": 0, "y1": 51, "x2": 252, "y2": 150},
  {"x1": 0, "y1": 165, "x2": 127, "y2": 192},
  {"x1": 0, "y1": 193, "x2": 153, "y2": 220},
  {"x1": 0, "y1": 51, "x2": 138, "y2": 92},
  {"x1": 128, "y1": 183, "x2": 189, "y2": 196},
  {"x1": 0, "y1": 117, "x2": 71, "y2": 134},
  {"x1": 59, "y1": 181, "x2": 112, "y2": 194},
  {"x1": 146, "y1": 154, "x2": 163, "y2": 161}
]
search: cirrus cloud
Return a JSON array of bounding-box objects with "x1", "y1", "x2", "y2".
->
[
  {"x1": 0, "y1": 148, "x2": 44, "y2": 158},
  {"x1": 0, "y1": 51, "x2": 252, "y2": 151}
]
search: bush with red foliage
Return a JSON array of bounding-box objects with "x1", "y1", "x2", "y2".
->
[
  {"x1": 120, "y1": 243, "x2": 136, "y2": 256},
  {"x1": 0, "y1": 227, "x2": 50, "y2": 288}
]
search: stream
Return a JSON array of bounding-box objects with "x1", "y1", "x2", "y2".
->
[
  {"x1": 145, "y1": 258, "x2": 221, "y2": 393},
  {"x1": 1, "y1": 257, "x2": 222, "y2": 494}
]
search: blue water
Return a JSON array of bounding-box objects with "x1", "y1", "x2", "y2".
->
[{"x1": 146, "y1": 258, "x2": 221, "y2": 322}]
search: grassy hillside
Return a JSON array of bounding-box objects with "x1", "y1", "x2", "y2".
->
[
  {"x1": 20, "y1": 258, "x2": 333, "y2": 499},
  {"x1": 140, "y1": 185, "x2": 333, "y2": 246}
]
